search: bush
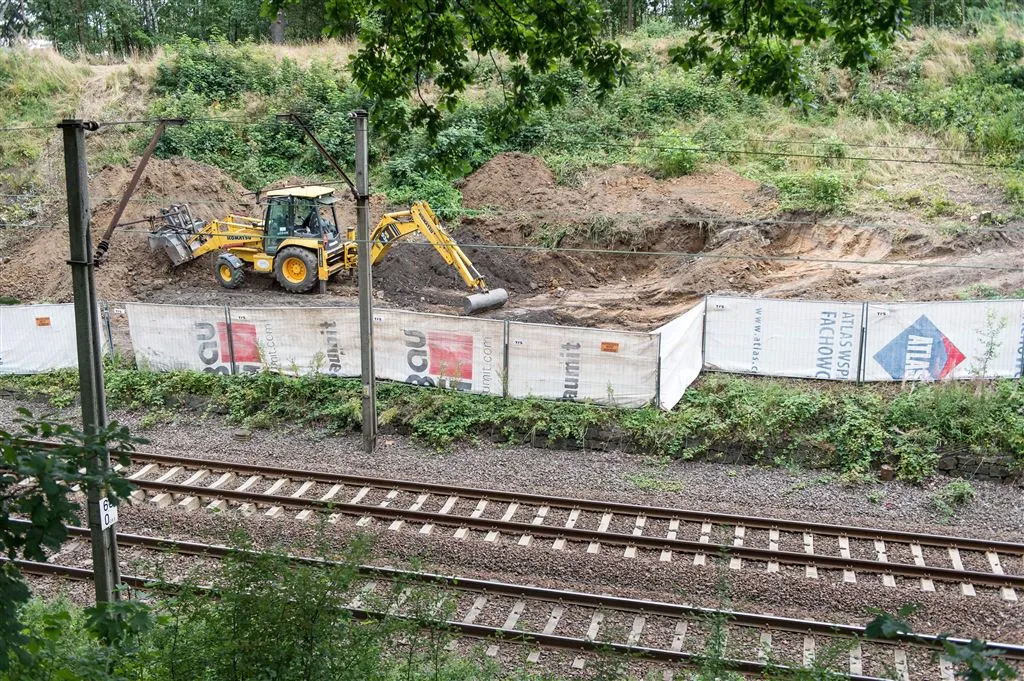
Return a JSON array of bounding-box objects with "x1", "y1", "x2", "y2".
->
[
  {"x1": 6, "y1": 367, "x2": 1024, "y2": 482},
  {"x1": 154, "y1": 36, "x2": 279, "y2": 103},
  {"x1": 649, "y1": 141, "x2": 700, "y2": 177},
  {"x1": 766, "y1": 171, "x2": 850, "y2": 212},
  {"x1": 931, "y1": 478, "x2": 977, "y2": 516}
]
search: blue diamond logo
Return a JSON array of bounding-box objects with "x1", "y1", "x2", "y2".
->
[{"x1": 874, "y1": 315, "x2": 965, "y2": 380}]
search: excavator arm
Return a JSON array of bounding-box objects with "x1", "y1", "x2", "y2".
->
[
  {"x1": 371, "y1": 202, "x2": 485, "y2": 290},
  {"x1": 185, "y1": 216, "x2": 265, "y2": 260},
  {"x1": 369, "y1": 202, "x2": 508, "y2": 313}
]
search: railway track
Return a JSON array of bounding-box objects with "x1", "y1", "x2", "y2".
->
[
  {"x1": 86, "y1": 448, "x2": 1023, "y2": 600},
  {"x1": 15, "y1": 527, "x2": 1024, "y2": 681}
]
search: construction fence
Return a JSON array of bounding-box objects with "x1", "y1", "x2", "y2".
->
[{"x1": 3, "y1": 295, "x2": 1023, "y2": 410}]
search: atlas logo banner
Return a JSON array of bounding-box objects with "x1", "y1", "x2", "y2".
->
[
  {"x1": 873, "y1": 315, "x2": 965, "y2": 380},
  {"x1": 404, "y1": 329, "x2": 474, "y2": 391}
]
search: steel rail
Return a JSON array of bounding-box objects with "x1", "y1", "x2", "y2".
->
[
  {"x1": 8, "y1": 556, "x2": 897, "y2": 681},
  {"x1": 21, "y1": 439, "x2": 1023, "y2": 554},
  {"x1": 118, "y1": 448, "x2": 1024, "y2": 555},
  {"x1": 123, "y1": 475, "x2": 1024, "y2": 590},
  {"x1": 63, "y1": 526, "x2": 1022, "y2": 658}
]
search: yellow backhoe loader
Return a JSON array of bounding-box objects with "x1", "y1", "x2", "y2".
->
[{"x1": 148, "y1": 185, "x2": 508, "y2": 313}]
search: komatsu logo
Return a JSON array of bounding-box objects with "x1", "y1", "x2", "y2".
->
[
  {"x1": 873, "y1": 315, "x2": 965, "y2": 380},
  {"x1": 403, "y1": 329, "x2": 474, "y2": 391}
]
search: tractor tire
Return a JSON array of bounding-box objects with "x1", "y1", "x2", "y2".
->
[
  {"x1": 274, "y1": 247, "x2": 319, "y2": 293},
  {"x1": 215, "y1": 255, "x2": 245, "y2": 289}
]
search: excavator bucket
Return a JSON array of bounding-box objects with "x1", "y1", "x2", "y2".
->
[
  {"x1": 148, "y1": 205, "x2": 204, "y2": 267},
  {"x1": 464, "y1": 287, "x2": 509, "y2": 314}
]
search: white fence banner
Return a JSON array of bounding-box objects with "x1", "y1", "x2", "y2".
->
[
  {"x1": 703, "y1": 296, "x2": 863, "y2": 381},
  {"x1": 127, "y1": 303, "x2": 233, "y2": 372},
  {"x1": 373, "y1": 309, "x2": 505, "y2": 395},
  {"x1": 863, "y1": 300, "x2": 1024, "y2": 381},
  {"x1": 230, "y1": 306, "x2": 360, "y2": 376},
  {"x1": 507, "y1": 322, "x2": 658, "y2": 407},
  {"x1": 0, "y1": 304, "x2": 80, "y2": 374},
  {"x1": 655, "y1": 300, "x2": 705, "y2": 410}
]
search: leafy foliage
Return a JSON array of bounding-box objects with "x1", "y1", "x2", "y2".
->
[
  {"x1": 0, "y1": 411, "x2": 141, "y2": 669},
  {"x1": 865, "y1": 607, "x2": 1018, "y2": 681},
  {"x1": 7, "y1": 368, "x2": 1023, "y2": 483},
  {"x1": 668, "y1": 0, "x2": 911, "y2": 107},
  {"x1": 267, "y1": 0, "x2": 630, "y2": 135},
  {"x1": 931, "y1": 478, "x2": 977, "y2": 517}
]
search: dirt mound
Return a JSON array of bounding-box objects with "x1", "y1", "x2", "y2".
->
[
  {"x1": 459, "y1": 152, "x2": 557, "y2": 210},
  {"x1": 375, "y1": 153, "x2": 775, "y2": 323},
  {"x1": 0, "y1": 157, "x2": 253, "y2": 303}
]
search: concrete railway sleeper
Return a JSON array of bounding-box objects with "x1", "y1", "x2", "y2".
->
[
  {"x1": 10, "y1": 529, "x2": 1024, "y2": 680},
  {"x1": 15, "y1": 441, "x2": 1024, "y2": 598}
]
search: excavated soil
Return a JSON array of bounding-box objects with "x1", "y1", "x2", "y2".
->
[
  {"x1": 0, "y1": 157, "x2": 254, "y2": 303},
  {"x1": 4, "y1": 151, "x2": 1024, "y2": 328}
]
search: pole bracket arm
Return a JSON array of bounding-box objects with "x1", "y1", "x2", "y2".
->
[{"x1": 276, "y1": 112, "x2": 359, "y2": 201}]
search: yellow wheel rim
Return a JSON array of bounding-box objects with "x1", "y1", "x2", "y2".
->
[
  {"x1": 218, "y1": 264, "x2": 232, "y2": 281},
  {"x1": 282, "y1": 256, "x2": 307, "y2": 284}
]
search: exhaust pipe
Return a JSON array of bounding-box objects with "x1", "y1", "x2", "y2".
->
[{"x1": 464, "y1": 288, "x2": 509, "y2": 314}]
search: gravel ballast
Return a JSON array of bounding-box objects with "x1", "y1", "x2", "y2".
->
[{"x1": 5, "y1": 399, "x2": 1022, "y2": 649}]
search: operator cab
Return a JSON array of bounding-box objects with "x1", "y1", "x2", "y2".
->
[{"x1": 262, "y1": 185, "x2": 343, "y2": 255}]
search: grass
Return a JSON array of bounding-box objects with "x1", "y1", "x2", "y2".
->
[
  {"x1": 626, "y1": 473, "x2": 684, "y2": 492},
  {"x1": 0, "y1": 49, "x2": 88, "y2": 178},
  {"x1": 930, "y1": 478, "x2": 977, "y2": 517},
  {"x1": 3, "y1": 365, "x2": 1022, "y2": 484}
]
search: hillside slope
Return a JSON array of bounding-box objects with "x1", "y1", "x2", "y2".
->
[{"x1": 2, "y1": 25, "x2": 1024, "y2": 325}]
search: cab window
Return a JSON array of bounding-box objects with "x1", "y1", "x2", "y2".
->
[
  {"x1": 266, "y1": 200, "x2": 290, "y2": 237},
  {"x1": 293, "y1": 198, "x2": 319, "y2": 234}
]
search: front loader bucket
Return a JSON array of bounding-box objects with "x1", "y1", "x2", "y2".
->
[
  {"x1": 148, "y1": 204, "x2": 203, "y2": 267},
  {"x1": 148, "y1": 231, "x2": 194, "y2": 266},
  {"x1": 464, "y1": 288, "x2": 509, "y2": 314}
]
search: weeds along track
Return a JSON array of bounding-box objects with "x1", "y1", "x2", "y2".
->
[
  {"x1": 11, "y1": 526, "x2": 1024, "y2": 681},
  {"x1": 27, "y1": 442, "x2": 1023, "y2": 600}
]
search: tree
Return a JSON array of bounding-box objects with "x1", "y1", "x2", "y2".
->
[
  {"x1": 269, "y1": 0, "x2": 915, "y2": 131},
  {"x1": 668, "y1": 0, "x2": 911, "y2": 108},
  {"x1": 266, "y1": 0, "x2": 630, "y2": 133},
  {"x1": 0, "y1": 409, "x2": 137, "y2": 670}
]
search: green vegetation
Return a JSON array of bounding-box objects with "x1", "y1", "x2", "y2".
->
[
  {"x1": 626, "y1": 473, "x2": 684, "y2": 493},
  {"x1": 1, "y1": 412, "x2": 138, "y2": 667},
  {"x1": 930, "y1": 477, "x2": 978, "y2": 516},
  {"x1": 135, "y1": 16, "x2": 1024, "y2": 224},
  {"x1": 0, "y1": 51, "x2": 86, "y2": 201},
  {"x1": 5, "y1": 367, "x2": 1022, "y2": 484},
  {"x1": 1, "y1": 536, "x2": 553, "y2": 681}
]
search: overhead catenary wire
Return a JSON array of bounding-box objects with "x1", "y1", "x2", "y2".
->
[
  {"x1": 0, "y1": 123, "x2": 59, "y2": 133},
  {"x1": 72, "y1": 199, "x2": 1024, "y2": 237},
  {"x1": 704, "y1": 137, "x2": 990, "y2": 154},
  {"x1": 1, "y1": 113, "x2": 1018, "y2": 167},
  {"x1": 553, "y1": 139, "x2": 1016, "y2": 169},
  {"x1": 65, "y1": 222, "x2": 1024, "y2": 273}
]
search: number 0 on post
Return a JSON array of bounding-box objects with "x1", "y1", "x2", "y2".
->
[{"x1": 99, "y1": 497, "x2": 119, "y2": 531}]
